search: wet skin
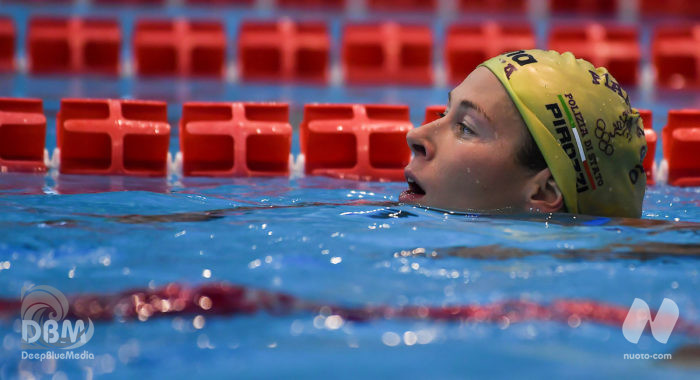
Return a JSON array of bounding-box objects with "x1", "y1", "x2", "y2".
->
[{"x1": 401, "y1": 66, "x2": 562, "y2": 214}]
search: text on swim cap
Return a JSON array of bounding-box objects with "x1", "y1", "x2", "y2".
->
[
  {"x1": 502, "y1": 50, "x2": 538, "y2": 80},
  {"x1": 545, "y1": 102, "x2": 592, "y2": 193},
  {"x1": 505, "y1": 50, "x2": 538, "y2": 66},
  {"x1": 563, "y1": 94, "x2": 588, "y2": 137},
  {"x1": 588, "y1": 70, "x2": 630, "y2": 107},
  {"x1": 564, "y1": 94, "x2": 604, "y2": 188}
]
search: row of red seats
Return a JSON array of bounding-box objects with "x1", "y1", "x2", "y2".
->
[
  {"x1": 0, "y1": 97, "x2": 697, "y2": 186},
  {"x1": 0, "y1": 18, "x2": 699, "y2": 87},
  {"x1": 6, "y1": 0, "x2": 700, "y2": 17}
]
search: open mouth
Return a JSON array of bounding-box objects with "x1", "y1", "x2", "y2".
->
[
  {"x1": 399, "y1": 173, "x2": 426, "y2": 202},
  {"x1": 407, "y1": 177, "x2": 425, "y2": 195}
]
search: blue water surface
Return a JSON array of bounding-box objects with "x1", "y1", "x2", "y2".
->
[{"x1": 0, "y1": 175, "x2": 699, "y2": 379}]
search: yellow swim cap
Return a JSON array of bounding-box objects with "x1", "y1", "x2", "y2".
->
[{"x1": 479, "y1": 49, "x2": 646, "y2": 218}]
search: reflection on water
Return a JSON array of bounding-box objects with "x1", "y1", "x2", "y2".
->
[
  {"x1": 0, "y1": 174, "x2": 699, "y2": 379},
  {"x1": 394, "y1": 241, "x2": 700, "y2": 261},
  {"x1": 55, "y1": 174, "x2": 170, "y2": 194}
]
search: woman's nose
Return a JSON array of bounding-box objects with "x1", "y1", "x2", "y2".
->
[{"x1": 406, "y1": 122, "x2": 436, "y2": 161}]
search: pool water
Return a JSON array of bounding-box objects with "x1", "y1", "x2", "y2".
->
[
  {"x1": 0, "y1": 175, "x2": 699, "y2": 379},
  {"x1": 1, "y1": 1, "x2": 700, "y2": 379}
]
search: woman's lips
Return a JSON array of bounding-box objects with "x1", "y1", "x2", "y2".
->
[{"x1": 399, "y1": 173, "x2": 426, "y2": 203}]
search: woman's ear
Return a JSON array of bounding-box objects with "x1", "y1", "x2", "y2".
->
[{"x1": 524, "y1": 168, "x2": 564, "y2": 213}]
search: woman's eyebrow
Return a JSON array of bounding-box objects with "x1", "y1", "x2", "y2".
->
[{"x1": 447, "y1": 91, "x2": 493, "y2": 124}]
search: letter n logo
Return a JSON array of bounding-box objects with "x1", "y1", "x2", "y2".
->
[{"x1": 622, "y1": 298, "x2": 679, "y2": 344}]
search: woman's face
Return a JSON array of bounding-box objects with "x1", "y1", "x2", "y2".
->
[{"x1": 400, "y1": 66, "x2": 537, "y2": 213}]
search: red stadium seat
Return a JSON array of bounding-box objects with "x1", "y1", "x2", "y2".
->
[
  {"x1": 0, "y1": 17, "x2": 14, "y2": 72},
  {"x1": 0, "y1": 98, "x2": 46, "y2": 173},
  {"x1": 186, "y1": 0, "x2": 254, "y2": 5},
  {"x1": 342, "y1": 22, "x2": 433, "y2": 85},
  {"x1": 640, "y1": 0, "x2": 700, "y2": 18},
  {"x1": 5, "y1": 0, "x2": 73, "y2": 3},
  {"x1": 57, "y1": 99, "x2": 170, "y2": 176},
  {"x1": 27, "y1": 17, "x2": 121, "y2": 75},
  {"x1": 458, "y1": 0, "x2": 527, "y2": 13},
  {"x1": 300, "y1": 104, "x2": 412, "y2": 181},
  {"x1": 133, "y1": 19, "x2": 226, "y2": 77},
  {"x1": 445, "y1": 22, "x2": 535, "y2": 85},
  {"x1": 548, "y1": 23, "x2": 640, "y2": 85},
  {"x1": 179, "y1": 102, "x2": 292, "y2": 177},
  {"x1": 662, "y1": 109, "x2": 700, "y2": 186},
  {"x1": 94, "y1": 0, "x2": 166, "y2": 5},
  {"x1": 238, "y1": 20, "x2": 330, "y2": 83},
  {"x1": 638, "y1": 109, "x2": 656, "y2": 185},
  {"x1": 367, "y1": 0, "x2": 437, "y2": 12},
  {"x1": 549, "y1": 0, "x2": 618, "y2": 14},
  {"x1": 652, "y1": 24, "x2": 700, "y2": 89},
  {"x1": 276, "y1": 0, "x2": 345, "y2": 9}
]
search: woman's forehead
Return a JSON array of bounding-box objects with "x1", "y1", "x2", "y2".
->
[
  {"x1": 453, "y1": 67, "x2": 509, "y2": 108},
  {"x1": 452, "y1": 66, "x2": 526, "y2": 135}
]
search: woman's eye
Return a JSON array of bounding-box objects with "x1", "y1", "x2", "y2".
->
[
  {"x1": 458, "y1": 122, "x2": 475, "y2": 136},
  {"x1": 436, "y1": 110, "x2": 475, "y2": 136}
]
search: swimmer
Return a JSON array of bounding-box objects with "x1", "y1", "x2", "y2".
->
[{"x1": 400, "y1": 49, "x2": 647, "y2": 218}]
